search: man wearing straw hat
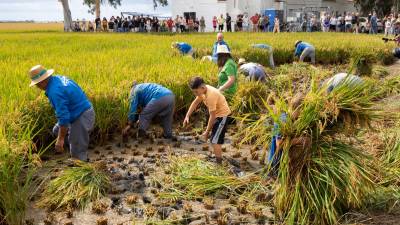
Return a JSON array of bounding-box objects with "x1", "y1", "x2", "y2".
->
[
  {"x1": 237, "y1": 58, "x2": 268, "y2": 83},
  {"x1": 294, "y1": 40, "x2": 315, "y2": 64},
  {"x1": 28, "y1": 65, "x2": 95, "y2": 161}
]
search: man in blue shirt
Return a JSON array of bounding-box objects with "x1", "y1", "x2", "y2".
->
[
  {"x1": 238, "y1": 58, "x2": 267, "y2": 82},
  {"x1": 122, "y1": 83, "x2": 175, "y2": 139},
  {"x1": 294, "y1": 40, "x2": 315, "y2": 64},
  {"x1": 171, "y1": 42, "x2": 194, "y2": 57},
  {"x1": 29, "y1": 65, "x2": 95, "y2": 161},
  {"x1": 251, "y1": 44, "x2": 275, "y2": 68}
]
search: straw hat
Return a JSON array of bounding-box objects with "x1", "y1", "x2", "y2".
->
[
  {"x1": 295, "y1": 40, "x2": 302, "y2": 47},
  {"x1": 238, "y1": 58, "x2": 246, "y2": 65},
  {"x1": 216, "y1": 44, "x2": 230, "y2": 54},
  {"x1": 171, "y1": 42, "x2": 178, "y2": 49},
  {"x1": 29, "y1": 65, "x2": 54, "y2": 87}
]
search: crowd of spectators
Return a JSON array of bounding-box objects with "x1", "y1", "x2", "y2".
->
[{"x1": 70, "y1": 11, "x2": 400, "y2": 35}]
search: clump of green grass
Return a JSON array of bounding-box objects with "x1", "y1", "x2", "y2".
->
[
  {"x1": 0, "y1": 121, "x2": 39, "y2": 225},
  {"x1": 37, "y1": 161, "x2": 110, "y2": 210},
  {"x1": 155, "y1": 155, "x2": 271, "y2": 204}
]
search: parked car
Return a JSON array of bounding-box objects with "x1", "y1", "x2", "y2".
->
[{"x1": 359, "y1": 17, "x2": 384, "y2": 33}]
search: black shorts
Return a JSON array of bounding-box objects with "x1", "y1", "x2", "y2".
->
[{"x1": 210, "y1": 117, "x2": 229, "y2": 145}]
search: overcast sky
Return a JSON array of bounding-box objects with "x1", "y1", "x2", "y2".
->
[{"x1": 0, "y1": 0, "x2": 171, "y2": 21}]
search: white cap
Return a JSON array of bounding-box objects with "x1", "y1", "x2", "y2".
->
[
  {"x1": 216, "y1": 44, "x2": 230, "y2": 54},
  {"x1": 238, "y1": 58, "x2": 246, "y2": 65}
]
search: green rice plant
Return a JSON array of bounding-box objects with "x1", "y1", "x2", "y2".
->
[
  {"x1": 231, "y1": 80, "x2": 270, "y2": 114},
  {"x1": 156, "y1": 155, "x2": 270, "y2": 204},
  {"x1": 0, "y1": 121, "x2": 40, "y2": 225},
  {"x1": 37, "y1": 161, "x2": 110, "y2": 210}
]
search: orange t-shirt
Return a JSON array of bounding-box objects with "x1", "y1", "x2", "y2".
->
[{"x1": 197, "y1": 85, "x2": 231, "y2": 117}]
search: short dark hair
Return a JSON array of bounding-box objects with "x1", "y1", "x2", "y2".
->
[{"x1": 189, "y1": 76, "x2": 205, "y2": 89}]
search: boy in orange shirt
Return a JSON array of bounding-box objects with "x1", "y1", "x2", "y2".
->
[{"x1": 183, "y1": 77, "x2": 231, "y2": 164}]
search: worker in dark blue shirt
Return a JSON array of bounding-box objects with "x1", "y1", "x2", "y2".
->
[
  {"x1": 171, "y1": 42, "x2": 194, "y2": 57},
  {"x1": 29, "y1": 65, "x2": 95, "y2": 161},
  {"x1": 294, "y1": 40, "x2": 315, "y2": 64},
  {"x1": 122, "y1": 83, "x2": 175, "y2": 139}
]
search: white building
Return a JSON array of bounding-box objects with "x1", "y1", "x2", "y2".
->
[{"x1": 171, "y1": 0, "x2": 356, "y2": 31}]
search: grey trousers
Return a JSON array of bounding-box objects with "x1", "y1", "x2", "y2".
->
[
  {"x1": 300, "y1": 47, "x2": 316, "y2": 64},
  {"x1": 53, "y1": 107, "x2": 95, "y2": 161},
  {"x1": 139, "y1": 94, "x2": 175, "y2": 138}
]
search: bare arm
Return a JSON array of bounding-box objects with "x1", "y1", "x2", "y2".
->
[
  {"x1": 183, "y1": 97, "x2": 202, "y2": 125},
  {"x1": 218, "y1": 75, "x2": 236, "y2": 92}
]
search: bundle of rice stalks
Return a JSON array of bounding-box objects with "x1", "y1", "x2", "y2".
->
[
  {"x1": 237, "y1": 75, "x2": 380, "y2": 224},
  {"x1": 156, "y1": 156, "x2": 270, "y2": 203},
  {"x1": 365, "y1": 128, "x2": 400, "y2": 211},
  {"x1": 37, "y1": 161, "x2": 110, "y2": 210},
  {"x1": 231, "y1": 81, "x2": 270, "y2": 114}
]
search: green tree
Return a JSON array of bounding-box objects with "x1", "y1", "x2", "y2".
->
[
  {"x1": 82, "y1": 0, "x2": 168, "y2": 19},
  {"x1": 59, "y1": 0, "x2": 168, "y2": 32},
  {"x1": 354, "y1": 0, "x2": 397, "y2": 16}
]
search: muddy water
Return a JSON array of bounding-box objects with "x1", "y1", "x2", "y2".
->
[{"x1": 26, "y1": 128, "x2": 275, "y2": 225}]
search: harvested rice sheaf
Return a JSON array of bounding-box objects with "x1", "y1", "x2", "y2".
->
[{"x1": 37, "y1": 161, "x2": 110, "y2": 210}]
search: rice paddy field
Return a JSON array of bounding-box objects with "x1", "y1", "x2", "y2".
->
[{"x1": 0, "y1": 23, "x2": 399, "y2": 225}]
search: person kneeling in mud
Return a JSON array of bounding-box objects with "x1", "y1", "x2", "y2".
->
[
  {"x1": 122, "y1": 82, "x2": 175, "y2": 139},
  {"x1": 267, "y1": 94, "x2": 311, "y2": 177},
  {"x1": 238, "y1": 58, "x2": 268, "y2": 83},
  {"x1": 251, "y1": 44, "x2": 275, "y2": 68},
  {"x1": 171, "y1": 42, "x2": 194, "y2": 58},
  {"x1": 184, "y1": 77, "x2": 231, "y2": 164}
]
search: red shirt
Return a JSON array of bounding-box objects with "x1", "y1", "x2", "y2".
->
[
  {"x1": 167, "y1": 19, "x2": 174, "y2": 28},
  {"x1": 213, "y1": 18, "x2": 217, "y2": 26},
  {"x1": 251, "y1": 15, "x2": 259, "y2": 25}
]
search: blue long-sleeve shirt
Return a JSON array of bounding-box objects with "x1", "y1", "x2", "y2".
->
[
  {"x1": 45, "y1": 76, "x2": 92, "y2": 126},
  {"x1": 252, "y1": 44, "x2": 272, "y2": 50},
  {"x1": 295, "y1": 42, "x2": 313, "y2": 57},
  {"x1": 176, "y1": 42, "x2": 192, "y2": 54},
  {"x1": 212, "y1": 40, "x2": 230, "y2": 60},
  {"x1": 128, "y1": 83, "x2": 173, "y2": 122}
]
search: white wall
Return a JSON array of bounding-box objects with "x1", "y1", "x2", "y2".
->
[{"x1": 171, "y1": 0, "x2": 227, "y2": 32}]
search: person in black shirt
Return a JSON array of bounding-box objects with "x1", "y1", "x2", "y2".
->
[
  {"x1": 123, "y1": 18, "x2": 129, "y2": 32},
  {"x1": 95, "y1": 17, "x2": 101, "y2": 32},
  {"x1": 116, "y1": 16, "x2": 123, "y2": 32},
  {"x1": 226, "y1": 13, "x2": 232, "y2": 32},
  {"x1": 133, "y1": 16, "x2": 139, "y2": 32},
  {"x1": 139, "y1": 15, "x2": 145, "y2": 32},
  {"x1": 108, "y1": 16, "x2": 115, "y2": 31},
  {"x1": 154, "y1": 17, "x2": 160, "y2": 32}
]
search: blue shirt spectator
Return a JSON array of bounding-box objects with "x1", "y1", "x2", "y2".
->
[
  {"x1": 128, "y1": 83, "x2": 173, "y2": 122},
  {"x1": 176, "y1": 42, "x2": 193, "y2": 55},
  {"x1": 295, "y1": 42, "x2": 313, "y2": 57},
  {"x1": 212, "y1": 40, "x2": 230, "y2": 61},
  {"x1": 45, "y1": 76, "x2": 92, "y2": 126}
]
